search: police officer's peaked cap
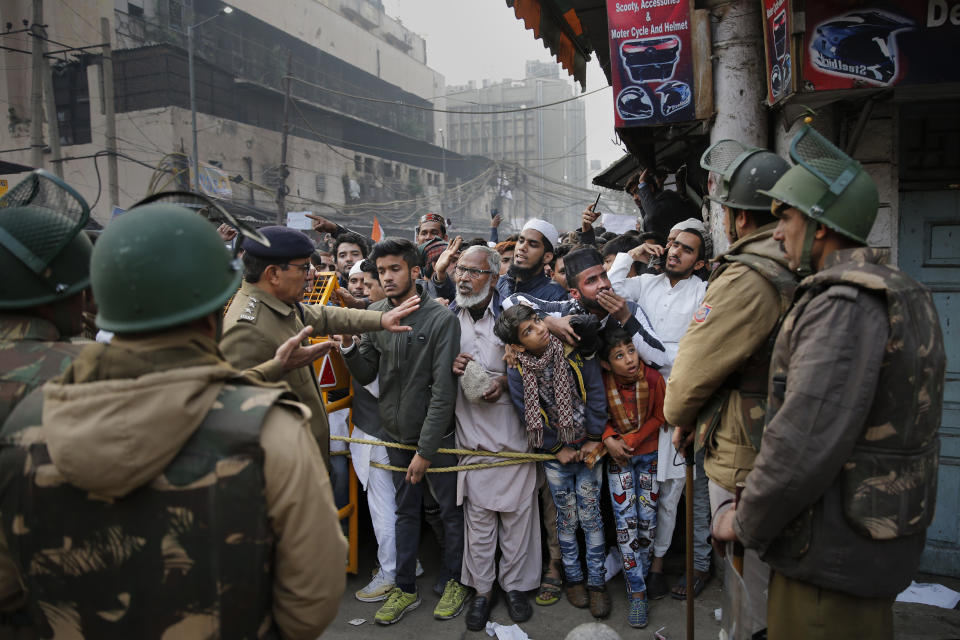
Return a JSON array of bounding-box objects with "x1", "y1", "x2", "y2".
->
[{"x1": 243, "y1": 226, "x2": 315, "y2": 259}]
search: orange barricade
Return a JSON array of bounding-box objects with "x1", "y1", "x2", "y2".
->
[{"x1": 303, "y1": 272, "x2": 359, "y2": 574}]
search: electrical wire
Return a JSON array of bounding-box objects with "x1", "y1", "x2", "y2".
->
[{"x1": 285, "y1": 74, "x2": 609, "y2": 115}]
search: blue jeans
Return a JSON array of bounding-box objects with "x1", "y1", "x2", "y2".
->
[
  {"x1": 607, "y1": 452, "x2": 658, "y2": 596},
  {"x1": 543, "y1": 459, "x2": 605, "y2": 586}
]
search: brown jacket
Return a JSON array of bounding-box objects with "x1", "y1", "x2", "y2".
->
[
  {"x1": 734, "y1": 248, "x2": 945, "y2": 598},
  {"x1": 664, "y1": 226, "x2": 793, "y2": 492},
  {"x1": 221, "y1": 280, "x2": 384, "y2": 463},
  {"x1": 0, "y1": 330, "x2": 347, "y2": 638}
]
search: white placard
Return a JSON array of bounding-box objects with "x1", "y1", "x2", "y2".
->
[
  {"x1": 286, "y1": 211, "x2": 313, "y2": 230},
  {"x1": 601, "y1": 212, "x2": 637, "y2": 235}
]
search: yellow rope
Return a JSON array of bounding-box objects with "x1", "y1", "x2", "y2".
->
[{"x1": 331, "y1": 435, "x2": 556, "y2": 473}]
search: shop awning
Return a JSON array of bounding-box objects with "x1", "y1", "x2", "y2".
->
[{"x1": 507, "y1": 0, "x2": 598, "y2": 90}]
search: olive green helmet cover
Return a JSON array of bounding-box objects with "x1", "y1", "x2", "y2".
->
[
  {"x1": 700, "y1": 140, "x2": 790, "y2": 212},
  {"x1": 91, "y1": 204, "x2": 242, "y2": 333},
  {"x1": 759, "y1": 124, "x2": 878, "y2": 244},
  {"x1": 0, "y1": 171, "x2": 93, "y2": 309}
]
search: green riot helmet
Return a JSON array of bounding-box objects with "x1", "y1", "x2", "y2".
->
[
  {"x1": 0, "y1": 171, "x2": 93, "y2": 310},
  {"x1": 91, "y1": 204, "x2": 242, "y2": 333},
  {"x1": 759, "y1": 124, "x2": 879, "y2": 245},
  {"x1": 700, "y1": 140, "x2": 791, "y2": 212}
]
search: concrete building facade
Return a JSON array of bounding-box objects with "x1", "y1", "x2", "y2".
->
[{"x1": 444, "y1": 61, "x2": 588, "y2": 231}]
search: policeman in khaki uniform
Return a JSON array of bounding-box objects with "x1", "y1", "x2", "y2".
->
[
  {"x1": 221, "y1": 226, "x2": 419, "y2": 466},
  {"x1": 0, "y1": 205, "x2": 352, "y2": 638},
  {"x1": 713, "y1": 125, "x2": 945, "y2": 639},
  {"x1": 664, "y1": 142, "x2": 794, "y2": 633}
]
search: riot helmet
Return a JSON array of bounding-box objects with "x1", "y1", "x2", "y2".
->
[
  {"x1": 760, "y1": 123, "x2": 878, "y2": 275},
  {"x1": 0, "y1": 170, "x2": 93, "y2": 310},
  {"x1": 700, "y1": 140, "x2": 791, "y2": 212},
  {"x1": 91, "y1": 204, "x2": 242, "y2": 333}
]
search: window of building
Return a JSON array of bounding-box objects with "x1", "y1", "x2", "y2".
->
[
  {"x1": 364, "y1": 157, "x2": 374, "y2": 174},
  {"x1": 168, "y1": 0, "x2": 184, "y2": 31},
  {"x1": 354, "y1": 155, "x2": 363, "y2": 172},
  {"x1": 52, "y1": 61, "x2": 91, "y2": 146}
]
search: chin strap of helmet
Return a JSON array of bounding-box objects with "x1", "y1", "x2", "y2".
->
[
  {"x1": 726, "y1": 207, "x2": 739, "y2": 243},
  {"x1": 795, "y1": 216, "x2": 818, "y2": 278}
]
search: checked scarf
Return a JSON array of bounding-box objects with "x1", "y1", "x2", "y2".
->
[
  {"x1": 603, "y1": 368, "x2": 648, "y2": 436},
  {"x1": 516, "y1": 335, "x2": 575, "y2": 448}
]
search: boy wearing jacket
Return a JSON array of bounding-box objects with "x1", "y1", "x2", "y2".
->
[{"x1": 493, "y1": 304, "x2": 610, "y2": 618}]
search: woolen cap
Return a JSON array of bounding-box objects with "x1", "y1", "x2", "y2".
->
[{"x1": 563, "y1": 246, "x2": 604, "y2": 284}]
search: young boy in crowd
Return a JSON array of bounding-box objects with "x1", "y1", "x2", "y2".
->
[
  {"x1": 493, "y1": 304, "x2": 611, "y2": 618},
  {"x1": 598, "y1": 324, "x2": 666, "y2": 628}
]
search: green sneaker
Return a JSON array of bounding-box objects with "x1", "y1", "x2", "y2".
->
[
  {"x1": 374, "y1": 587, "x2": 421, "y2": 625},
  {"x1": 433, "y1": 579, "x2": 471, "y2": 620}
]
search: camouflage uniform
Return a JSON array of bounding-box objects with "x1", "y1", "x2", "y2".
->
[
  {"x1": 0, "y1": 315, "x2": 87, "y2": 425},
  {"x1": 733, "y1": 248, "x2": 945, "y2": 636},
  {"x1": 0, "y1": 331, "x2": 347, "y2": 639}
]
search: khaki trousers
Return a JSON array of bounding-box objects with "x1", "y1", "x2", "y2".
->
[{"x1": 767, "y1": 571, "x2": 894, "y2": 640}]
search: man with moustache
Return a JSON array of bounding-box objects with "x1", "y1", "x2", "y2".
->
[
  {"x1": 221, "y1": 227, "x2": 418, "y2": 467},
  {"x1": 711, "y1": 125, "x2": 944, "y2": 640},
  {"x1": 341, "y1": 238, "x2": 467, "y2": 626},
  {"x1": 496, "y1": 219, "x2": 568, "y2": 302},
  {"x1": 450, "y1": 245, "x2": 541, "y2": 631}
]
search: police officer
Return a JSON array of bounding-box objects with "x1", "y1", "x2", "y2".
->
[
  {"x1": 664, "y1": 141, "x2": 793, "y2": 632},
  {"x1": 221, "y1": 226, "x2": 418, "y2": 465},
  {"x1": 0, "y1": 204, "x2": 351, "y2": 638},
  {"x1": 712, "y1": 125, "x2": 945, "y2": 639},
  {"x1": 0, "y1": 171, "x2": 93, "y2": 424}
]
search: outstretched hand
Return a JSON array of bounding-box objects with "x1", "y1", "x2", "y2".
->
[
  {"x1": 274, "y1": 326, "x2": 337, "y2": 371},
  {"x1": 380, "y1": 295, "x2": 419, "y2": 332},
  {"x1": 306, "y1": 213, "x2": 338, "y2": 234}
]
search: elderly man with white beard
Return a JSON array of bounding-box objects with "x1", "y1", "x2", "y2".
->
[{"x1": 449, "y1": 245, "x2": 541, "y2": 632}]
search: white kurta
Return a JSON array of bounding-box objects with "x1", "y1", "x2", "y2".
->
[
  {"x1": 454, "y1": 300, "x2": 538, "y2": 510},
  {"x1": 609, "y1": 252, "x2": 707, "y2": 482}
]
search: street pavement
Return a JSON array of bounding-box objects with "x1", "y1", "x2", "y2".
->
[{"x1": 322, "y1": 529, "x2": 960, "y2": 639}]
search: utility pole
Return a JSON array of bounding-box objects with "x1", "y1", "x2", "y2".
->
[
  {"x1": 276, "y1": 52, "x2": 292, "y2": 225},
  {"x1": 101, "y1": 17, "x2": 119, "y2": 208},
  {"x1": 36, "y1": 21, "x2": 62, "y2": 177},
  {"x1": 706, "y1": 0, "x2": 766, "y2": 256},
  {"x1": 29, "y1": 0, "x2": 44, "y2": 169}
]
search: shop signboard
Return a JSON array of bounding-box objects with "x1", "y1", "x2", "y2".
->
[
  {"x1": 606, "y1": 0, "x2": 696, "y2": 127},
  {"x1": 803, "y1": 0, "x2": 960, "y2": 90},
  {"x1": 761, "y1": 0, "x2": 794, "y2": 104}
]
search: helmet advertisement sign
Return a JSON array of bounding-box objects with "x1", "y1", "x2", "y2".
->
[
  {"x1": 761, "y1": 0, "x2": 795, "y2": 105},
  {"x1": 606, "y1": 0, "x2": 696, "y2": 126},
  {"x1": 803, "y1": 1, "x2": 960, "y2": 90}
]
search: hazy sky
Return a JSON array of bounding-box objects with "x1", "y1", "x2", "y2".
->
[{"x1": 382, "y1": 0, "x2": 626, "y2": 170}]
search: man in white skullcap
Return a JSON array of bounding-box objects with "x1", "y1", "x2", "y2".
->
[{"x1": 495, "y1": 219, "x2": 568, "y2": 303}]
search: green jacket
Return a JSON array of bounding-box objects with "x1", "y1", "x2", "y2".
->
[{"x1": 343, "y1": 285, "x2": 459, "y2": 460}]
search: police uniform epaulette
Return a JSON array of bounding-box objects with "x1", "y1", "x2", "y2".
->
[{"x1": 236, "y1": 295, "x2": 260, "y2": 324}]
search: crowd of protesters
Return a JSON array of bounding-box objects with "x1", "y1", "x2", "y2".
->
[{"x1": 0, "y1": 127, "x2": 944, "y2": 640}]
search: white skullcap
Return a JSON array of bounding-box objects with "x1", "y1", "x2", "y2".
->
[
  {"x1": 348, "y1": 261, "x2": 364, "y2": 277},
  {"x1": 521, "y1": 218, "x2": 559, "y2": 248},
  {"x1": 671, "y1": 218, "x2": 707, "y2": 236}
]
